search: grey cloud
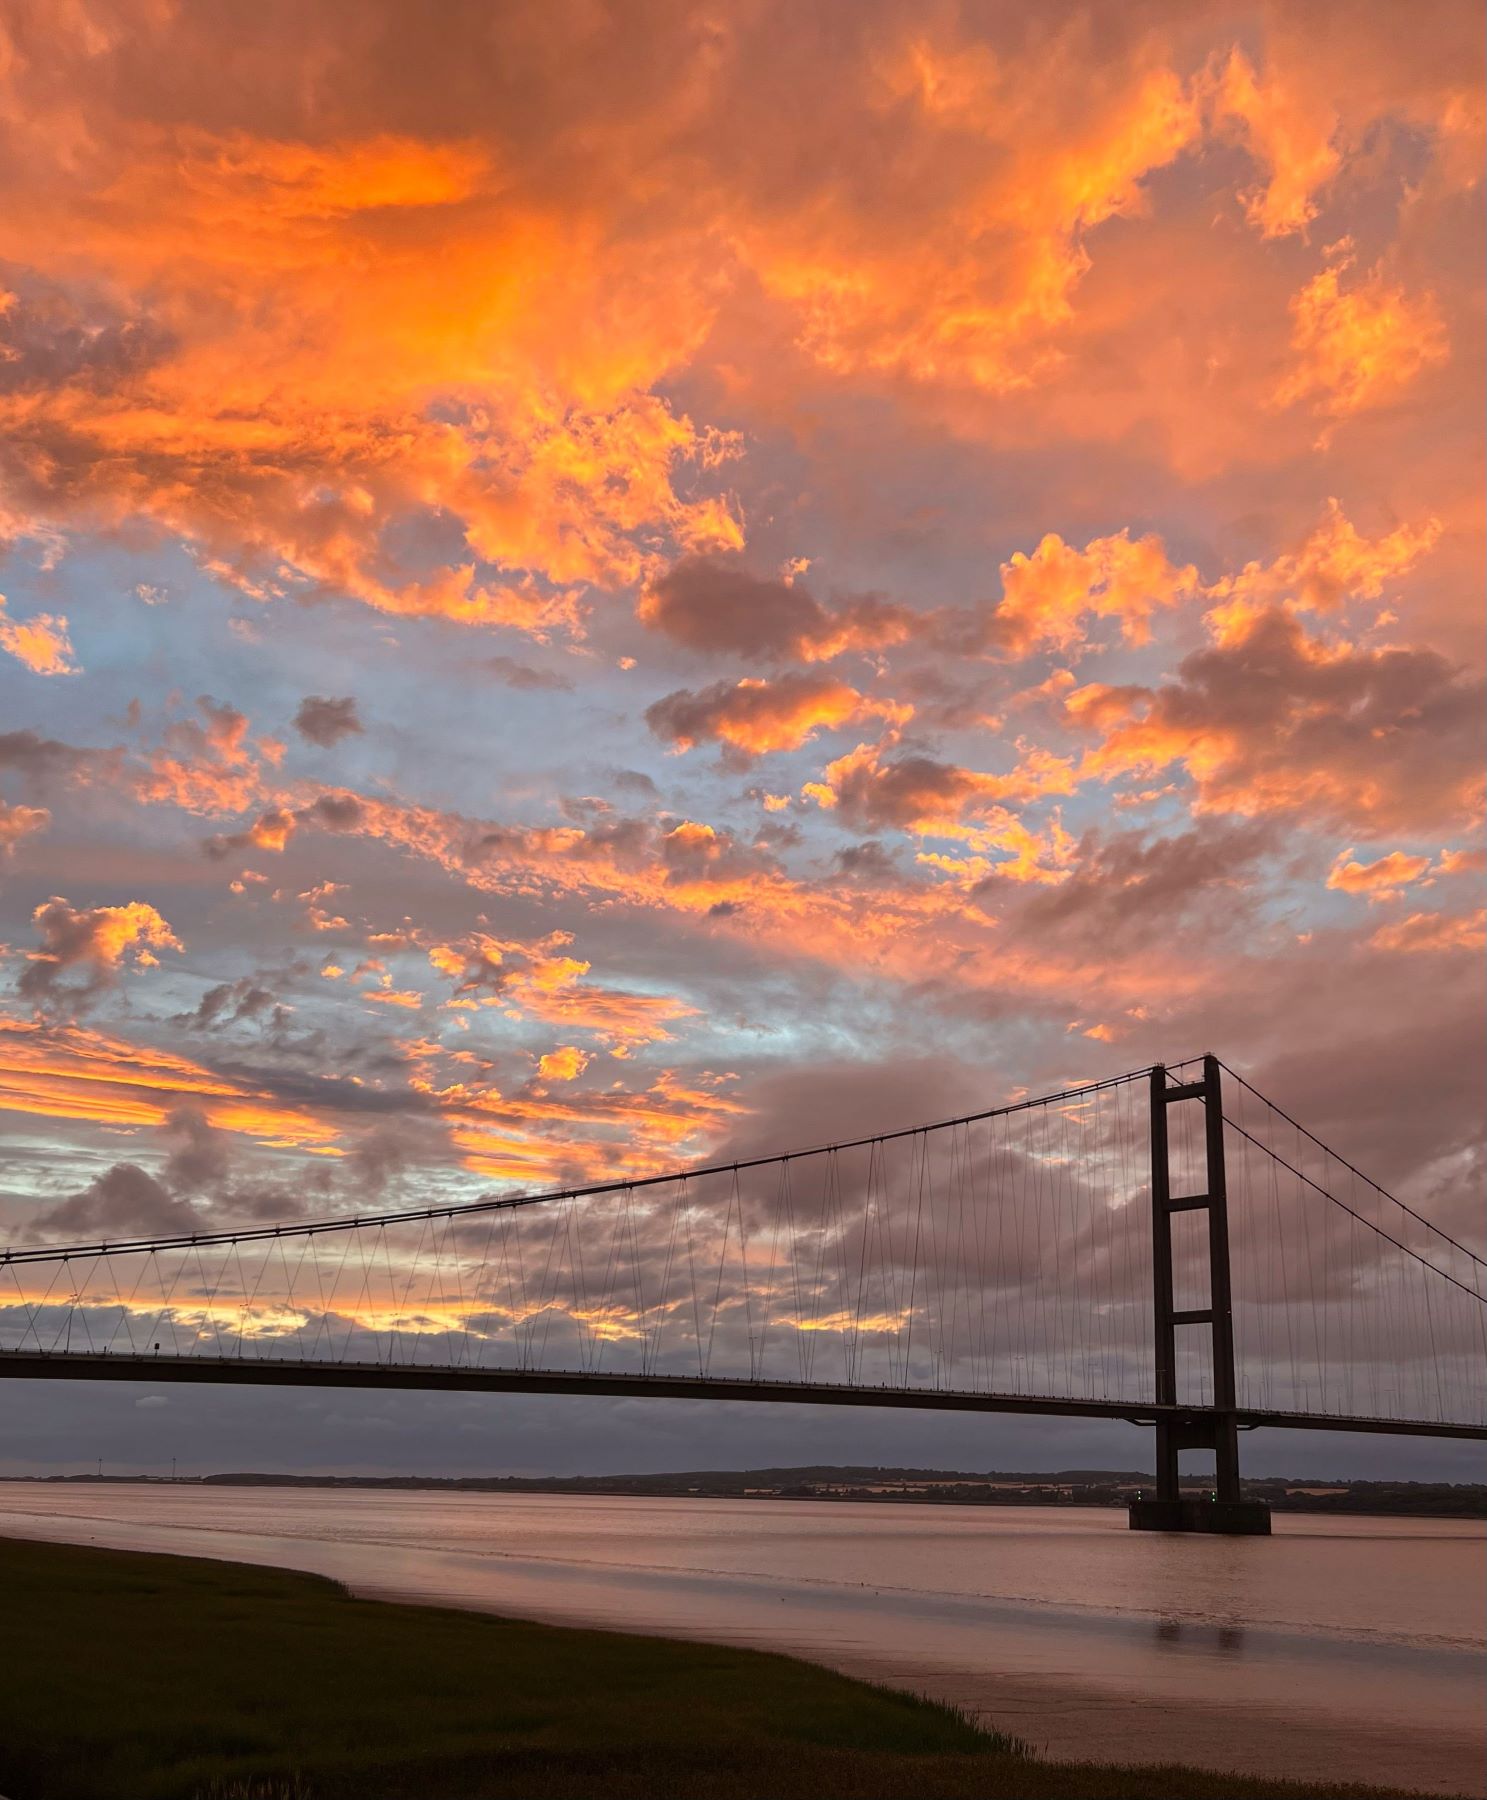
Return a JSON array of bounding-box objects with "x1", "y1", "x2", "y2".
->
[
  {"x1": 45, "y1": 1163, "x2": 203, "y2": 1241},
  {"x1": 294, "y1": 696, "x2": 364, "y2": 747},
  {"x1": 0, "y1": 728, "x2": 99, "y2": 787},
  {"x1": 826, "y1": 753, "x2": 987, "y2": 833},
  {"x1": 1196, "y1": 966, "x2": 1486, "y2": 1230},
  {"x1": 202, "y1": 1060, "x2": 441, "y2": 1120},
  {"x1": 304, "y1": 791, "x2": 366, "y2": 831},
  {"x1": 715, "y1": 1056, "x2": 988, "y2": 1166},
  {"x1": 161, "y1": 1106, "x2": 235, "y2": 1193},
  {"x1": 1012, "y1": 820, "x2": 1277, "y2": 947},
  {"x1": 0, "y1": 277, "x2": 171, "y2": 393},
  {"x1": 638, "y1": 558, "x2": 912, "y2": 664},
  {"x1": 832, "y1": 840, "x2": 901, "y2": 883},
  {"x1": 1083, "y1": 609, "x2": 1485, "y2": 836},
  {"x1": 346, "y1": 1117, "x2": 461, "y2": 1199},
  {"x1": 609, "y1": 769, "x2": 659, "y2": 797},
  {"x1": 177, "y1": 977, "x2": 281, "y2": 1030},
  {"x1": 485, "y1": 656, "x2": 574, "y2": 692},
  {"x1": 639, "y1": 559, "x2": 823, "y2": 658}
]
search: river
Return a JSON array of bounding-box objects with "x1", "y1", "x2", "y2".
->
[{"x1": 0, "y1": 1484, "x2": 1480, "y2": 1795}]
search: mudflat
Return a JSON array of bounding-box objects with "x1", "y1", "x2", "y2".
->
[
  {"x1": 0, "y1": 1535, "x2": 1452, "y2": 1800},
  {"x1": 1, "y1": 1485, "x2": 1479, "y2": 1795}
]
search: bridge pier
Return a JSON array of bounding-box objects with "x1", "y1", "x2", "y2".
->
[
  {"x1": 1132, "y1": 1055, "x2": 1272, "y2": 1537},
  {"x1": 1130, "y1": 1409, "x2": 1271, "y2": 1533},
  {"x1": 1129, "y1": 1496, "x2": 1271, "y2": 1535}
]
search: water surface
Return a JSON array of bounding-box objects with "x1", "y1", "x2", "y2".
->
[{"x1": 1, "y1": 1484, "x2": 1480, "y2": 1794}]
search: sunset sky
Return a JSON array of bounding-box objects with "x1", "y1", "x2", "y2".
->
[{"x1": 0, "y1": 0, "x2": 1481, "y2": 1477}]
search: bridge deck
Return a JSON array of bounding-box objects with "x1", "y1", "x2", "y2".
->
[{"x1": 3, "y1": 1349, "x2": 1481, "y2": 1440}]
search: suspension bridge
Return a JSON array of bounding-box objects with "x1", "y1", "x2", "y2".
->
[{"x1": 3, "y1": 1055, "x2": 1483, "y2": 1533}]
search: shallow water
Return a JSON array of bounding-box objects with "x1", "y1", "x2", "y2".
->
[{"x1": 1, "y1": 1484, "x2": 1481, "y2": 1794}]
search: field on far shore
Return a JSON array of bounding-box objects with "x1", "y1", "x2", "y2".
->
[{"x1": 0, "y1": 1537, "x2": 1440, "y2": 1800}]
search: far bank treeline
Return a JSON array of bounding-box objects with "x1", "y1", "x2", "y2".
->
[{"x1": 24, "y1": 1467, "x2": 1487, "y2": 1518}]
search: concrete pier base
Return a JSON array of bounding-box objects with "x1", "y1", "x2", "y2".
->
[{"x1": 1128, "y1": 1498, "x2": 1272, "y2": 1535}]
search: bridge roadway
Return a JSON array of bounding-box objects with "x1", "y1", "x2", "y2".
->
[{"x1": 3, "y1": 1348, "x2": 1482, "y2": 1440}]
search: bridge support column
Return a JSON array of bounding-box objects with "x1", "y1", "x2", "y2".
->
[{"x1": 1132, "y1": 1054, "x2": 1270, "y2": 1537}]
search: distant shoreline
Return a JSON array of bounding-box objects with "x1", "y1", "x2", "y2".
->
[{"x1": 7, "y1": 1466, "x2": 1484, "y2": 1518}]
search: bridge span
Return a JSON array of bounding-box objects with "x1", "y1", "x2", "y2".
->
[
  {"x1": 4, "y1": 1055, "x2": 1484, "y2": 1530},
  {"x1": 5, "y1": 1346, "x2": 1483, "y2": 1439}
]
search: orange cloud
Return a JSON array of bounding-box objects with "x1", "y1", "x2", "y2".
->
[
  {"x1": 364, "y1": 988, "x2": 425, "y2": 1010},
  {"x1": 801, "y1": 740, "x2": 1078, "y2": 887},
  {"x1": 1068, "y1": 607, "x2": 1483, "y2": 835},
  {"x1": 0, "y1": 1, "x2": 1472, "y2": 664},
  {"x1": 0, "y1": 0, "x2": 1478, "y2": 654},
  {"x1": 1367, "y1": 909, "x2": 1487, "y2": 955},
  {"x1": 0, "y1": 92, "x2": 739, "y2": 630},
  {"x1": 1276, "y1": 243, "x2": 1448, "y2": 417},
  {"x1": 132, "y1": 697, "x2": 265, "y2": 816},
  {"x1": 0, "y1": 800, "x2": 48, "y2": 853},
  {"x1": 1205, "y1": 500, "x2": 1440, "y2": 644},
  {"x1": 462, "y1": 1066, "x2": 746, "y2": 1173},
  {"x1": 538, "y1": 1046, "x2": 590, "y2": 1082},
  {"x1": 426, "y1": 930, "x2": 697, "y2": 1054},
  {"x1": 0, "y1": 1015, "x2": 341, "y2": 1152},
  {"x1": 113, "y1": 131, "x2": 493, "y2": 229},
  {"x1": 1214, "y1": 49, "x2": 1339, "y2": 238},
  {"x1": 748, "y1": 47, "x2": 1201, "y2": 391},
  {"x1": 19, "y1": 896, "x2": 181, "y2": 1010},
  {"x1": 1326, "y1": 848, "x2": 1432, "y2": 903},
  {"x1": 273, "y1": 784, "x2": 999, "y2": 993},
  {"x1": 48, "y1": 742, "x2": 1175, "y2": 1030},
  {"x1": 993, "y1": 529, "x2": 1198, "y2": 655},
  {"x1": 0, "y1": 595, "x2": 77, "y2": 675},
  {"x1": 403, "y1": 1050, "x2": 750, "y2": 1184},
  {"x1": 238, "y1": 772, "x2": 1195, "y2": 1016},
  {"x1": 502, "y1": 950, "x2": 697, "y2": 1053},
  {"x1": 646, "y1": 674, "x2": 911, "y2": 763},
  {"x1": 805, "y1": 740, "x2": 1077, "y2": 834},
  {"x1": 916, "y1": 812, "x2": 1077, "y2": 888}
]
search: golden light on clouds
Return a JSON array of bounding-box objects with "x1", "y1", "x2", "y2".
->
[{"x1": 0, "y1": 0, "x2": 1478, "y2": 1256}]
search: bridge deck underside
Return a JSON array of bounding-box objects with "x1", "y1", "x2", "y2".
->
[{"x1": 2, "y1": 1349, "x2": 1481, "y2": 1440}]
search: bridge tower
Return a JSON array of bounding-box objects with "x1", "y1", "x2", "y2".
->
[{"x1": 1131, "y1": 1052, "x2": 1271, "y2": 1535}]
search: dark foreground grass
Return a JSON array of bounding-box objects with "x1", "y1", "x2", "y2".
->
[{"x1": 0, "y1": 1536, "x2": 1433, "y2": 1800}]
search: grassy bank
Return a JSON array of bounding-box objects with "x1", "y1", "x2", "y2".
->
[{"x1": 0, "y1": 1537, "x2": 1431, "y2": 1800}]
